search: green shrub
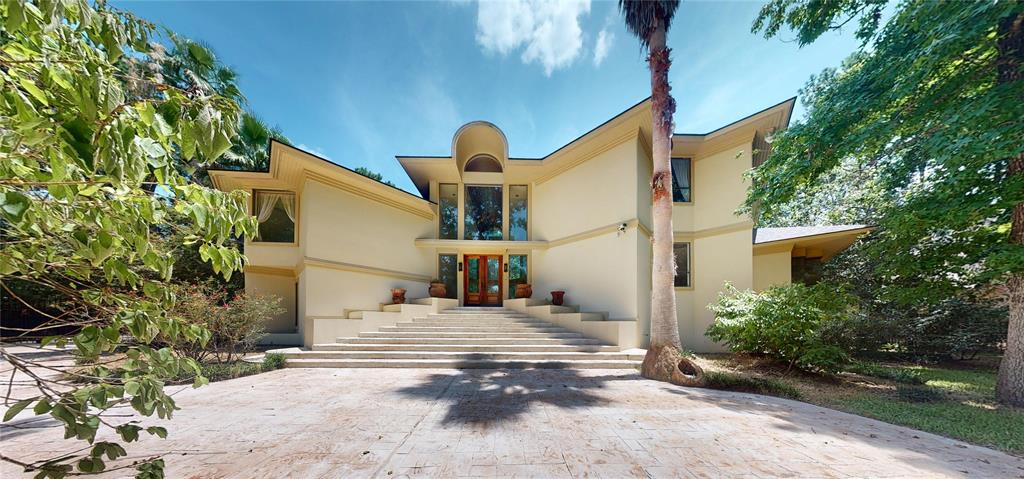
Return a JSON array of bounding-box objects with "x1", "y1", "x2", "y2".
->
[
  {"x1": 199, "y1": 362, "x2": 264, "y2": 382},
  {"x1": 702, "y1": 371, "x2": 802, "y2": 399},
  {"x1": 262, "y1": 353, "x2": 286, "y2": 371},
  {"x1": 168, "y1": 285, "x2": 284, "y2": 363},
  {"x1": 846, "y1": 362, "x2": 924, "y2": 384},
  {"x1": 706, "y1": 282, "x2": 856, "y2": 374},
  {"x1": 896, "y1": 384, "x2": 944, "y2": 403}
]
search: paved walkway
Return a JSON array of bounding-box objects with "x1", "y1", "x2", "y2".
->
[{"x1": 2, "y1": 368, "x2": 1023, "y2": 478}]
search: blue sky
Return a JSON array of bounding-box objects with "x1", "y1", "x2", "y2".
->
[{"x1": 117, "y1": 1, "x2": 862, "y2": 194}]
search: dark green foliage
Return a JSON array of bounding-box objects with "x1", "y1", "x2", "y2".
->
[
  {"x1": 896, "y1": 385, "x2": 945, "y2": 403},
  {"x1": 706, "y1": 283, "x2": 856, "y2": 373},
  {"x1": 746, "y1": 1, "x2": 1024, "y2": 304},
  {"x1": 354, "y1": 167, "x2": 396, "y2": 187},
  {"x1": 262, "y1": 352, "x2": 286, "y2": 371},
  {"x1": 702, "y1": 371, "x2": 802, "y2": 400},
  {"x1": 846, "y1": 362, "x2": 924, "y2": 384}
]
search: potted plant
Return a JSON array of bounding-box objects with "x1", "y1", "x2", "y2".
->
[
  {"x1": 391, "y1": 288, "x2": 407, "y2": 304},
  {"x1": 515, "y1": 283, "x2": 532, "y2": 299},
  {"x1": 428, "y1": 279, "x2": 447, "y2": 298},
  {"x1": 550, "y1": 290, "x2": 565, "y2": 306}
]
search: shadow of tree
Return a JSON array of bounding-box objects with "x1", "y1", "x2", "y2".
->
[{"x1": 395, "y1": 364, "x2": 640, "y2": 427}]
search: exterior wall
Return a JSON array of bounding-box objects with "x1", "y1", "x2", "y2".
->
[
  {"x1": 678, "y1": 228, "x2": 753, "y2": 352},
  {"x1": 299, "y1": 179, "x2": 434, "y2": 317},
  {"x1": 673, "y1": 141, "x2": 756, "y2": 352},
  {"x1": 753, "y1": 250, "x2": 792, "y2": 291},
  {"x1": 531, "y1": 138, "x2": 642, "y2": 321},
  {"x1": 302, "y1": 266, "x2": 428, "y2": 319},
  {"x1": 302, "y1": 179, "x2": 434, "y2": 272},
  {"x1": 244, "y1": 272, "x2": 297, "y2": 334}
]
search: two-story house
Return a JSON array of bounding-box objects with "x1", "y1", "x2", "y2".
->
[{"x1": 209, "y1": 97, "x2": 868, "y2": 367}]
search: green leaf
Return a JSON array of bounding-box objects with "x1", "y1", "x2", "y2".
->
[
  {"x1": 4, "y1": 398, "x2": 34, "y2": 421},
  {"x1": 19, "y1": 78, "x2": 49, "y2": 106},
  {"x1": 0, "y1": 191, "x2": 31, "y2": 223}
]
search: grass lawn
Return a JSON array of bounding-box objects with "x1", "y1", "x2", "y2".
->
[{"x1": 693, "y1": 354, "x2": 1024, "y2": 456}]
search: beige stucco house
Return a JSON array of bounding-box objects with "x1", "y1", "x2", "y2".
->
[{"x1": 210, "y1": 97, "x2": 868, "y2": 359}]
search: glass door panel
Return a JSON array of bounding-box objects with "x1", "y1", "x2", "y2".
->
[{"x1": 463, "y1": 254, "x2": 502, "y2": 306}]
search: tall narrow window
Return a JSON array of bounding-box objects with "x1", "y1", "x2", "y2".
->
[
  {"x1": 508, "y1": 254, "x2": 528, "y2": 299},
  {"x1": 438, "y1": 254, "x2": 458, "y2": 299},
  {"x1": 509, "y1": 185, "x2": 528, "y2": 241},
  {"x1": 254, "y1": 191, "x2": 296, "y2": 243},
  {"x1": 464, "y1": 185, "x2": 502, "y2": 240},
  {"x1": 671, "y1": 157, "x2": 692, "y2": 202},
  {"x1": 439, "y1": 184, "x2": 458, "y2": 239},
  {"x1": 673, "y1": 242, "x2": 691, "y2": 287}
]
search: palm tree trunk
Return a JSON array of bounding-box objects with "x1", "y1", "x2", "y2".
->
[
  {"x1": 997, "y1": 12, "x2": 1023, "y2": 407},
  {"x1": 640, "y1": 18, "x2": 701, "y2": 386}
]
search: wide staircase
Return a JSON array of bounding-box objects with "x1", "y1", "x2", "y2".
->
[{"x1": 282, "y1": 307, "x2": 642, "y2": 369}]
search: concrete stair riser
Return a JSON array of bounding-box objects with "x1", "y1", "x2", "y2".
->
[
  {"x1": 311, "y1": 344, "x2": 623, "y2": 352},
  {"x1": 379, "y1": 326, "x2": 575, "y2": 333},
  {"x1": 285, "y1": 359, "x2": 639, "y2": 369},
  {"x1": 337, "y1": 337, "x2": 603, "y2": 345},
  {"x1": 281, "y1": 351, "x2": 631, "y2": 360},
  {"x1": 361, "y1": 332, "x2": 584, "y2": 339}
]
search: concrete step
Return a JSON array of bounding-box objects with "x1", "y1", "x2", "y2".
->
[
  {"x1": 425, "y1": 314, "x2": 532, "y2": 320},
  {"x1": 282, "y1": 351, "x2": 632, "y2": 360},
  {"x1": 385, "y1": 323, "x2": 561, "y2": 331},
  {"x1": 285, "y1": 358, "x2": 640, "y2": 369},
  {"x1": 359, "y1": 332, "x2": 584, "y2": 339},
  {"x1": 312, "y1": 343, "x2": 622, "y2": 353},
  {"x1": 336, "y1": 337, "x2": 604, "y2": 345}
]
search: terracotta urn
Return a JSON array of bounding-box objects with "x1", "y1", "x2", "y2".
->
[
  {"x1": 515, "y1": 283, "x2": 533, "y2": 299},
  {"x1": 428, "y1": 281, "x2": 447, "y2": 298},
  {"x1": 550, "y1": 290, "x2": 565, "y2": 306},
  {"x1": 391, "y1": 288, "x2": 407, "y2": 304}
]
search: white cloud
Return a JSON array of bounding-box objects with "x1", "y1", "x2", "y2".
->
[
  {"x1": 475, "y1": 0, "x2": 592, "y2": 76},
  {"x1": 593, "y1": 28, "x2": 613, "y2": 67},
  {"x1": 297, "y1": 143, "x2": 330, "y2": 159}
]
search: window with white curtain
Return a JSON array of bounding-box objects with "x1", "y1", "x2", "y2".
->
[{"x1": 254, "y1": 191, "x2": 296, "y2": 243}]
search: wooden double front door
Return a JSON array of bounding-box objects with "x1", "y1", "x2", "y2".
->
[{"x1": 463, "y1": 254, "x2": 502, "y2": 306}]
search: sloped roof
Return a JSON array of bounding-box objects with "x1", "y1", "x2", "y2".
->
[{"x1": 754, "y1": 225, "x2": 871, "y2": 244}]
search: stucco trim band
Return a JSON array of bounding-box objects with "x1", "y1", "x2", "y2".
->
[{"x1": 302, "y1": 257, "x2": 432, "y2": 282}]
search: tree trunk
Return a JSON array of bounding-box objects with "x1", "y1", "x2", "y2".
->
[
  {"x1": 640, "y1": 18, "x2": 702, "y2": 386},
  {"x1": 997, "y1": 12, "x2": 1024, "y2": 407}
]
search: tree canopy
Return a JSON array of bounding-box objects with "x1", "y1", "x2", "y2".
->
[{"x1": 0, "y1": 1, "x2": 255, "y2": 476}]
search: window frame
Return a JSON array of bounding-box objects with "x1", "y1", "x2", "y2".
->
[
  {"x1": 673, "y1": 242, "x2": 692, "y2": 289},
  {"x1": 507, "y1": 253, "x2": 529, "y2": 299},
  {"x1": 252, "y1": 189, "x2": 298, "y2": 245},
  {"x1": 463, "y1": 184, "x2": 504, "y2": 241},
  {"x1": 670, "y1": 157, "x2": 693, "y2": 204},
  {"x1": 508, "y1": 185, "x2": 528, "y2": 241},
  {"x1": 438, "y1": 253, "x2": 459, "y2": 299},
  {"x1": 438, "y1": 183, "x2": 459, "y2": 240}
]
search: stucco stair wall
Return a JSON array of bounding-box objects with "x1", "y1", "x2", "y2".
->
[{"x1": 279, "y1": 307, "x2": 643, "y2": 369}]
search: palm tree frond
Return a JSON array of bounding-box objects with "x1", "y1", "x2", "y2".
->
[{"x1": 618, "y1": 0, "x2": 681, "y2": 48}]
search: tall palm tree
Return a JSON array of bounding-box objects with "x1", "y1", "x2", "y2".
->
[
  {"x1": 619, "y1": 0, "x2": 702, "y2": 385},
  {"x1": 221, "y1": 112, "x2": 289, "y2": 172}
]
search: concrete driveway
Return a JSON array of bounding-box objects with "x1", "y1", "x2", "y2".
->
[{"x1": 2, "y1": 368, "x2": 1023, "y2": 478}]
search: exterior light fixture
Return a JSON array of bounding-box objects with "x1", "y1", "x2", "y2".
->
[
  {"x1": 503, "y1": 263, "x2": 508, "y2": 273},
  {"x1": 458, "y1": 262, "x2": 463, "y2": 272}
]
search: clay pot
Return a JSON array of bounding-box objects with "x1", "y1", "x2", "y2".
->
[
  {"x1": 391, "y1": 288, "x2": 407, "y2": 304},
  {"x1": 550, "y1": 290, "x2": 565, "y2": 306},
  {"x1": 515, "y1": 283, "x2": 533, "y2": 299},
  {"x1": 429, "y1": 282, "x2": 447, "y2": 298}
]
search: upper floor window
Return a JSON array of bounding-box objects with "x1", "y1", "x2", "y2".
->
[
  {"x1": 465, "y1": 155, "x2": 502, "y2": 172},
  {"x1": 673, "y1": 242, "x2": 691, "y2": 287},
  {"x1": 254, "y1": 191, "x2": 296, "y2": 243},
  {"x1": 671, "y1": 157, "x2": 692, "y2": 202},
  {"x1": 464, "y1": 185, "x2": 502, "y2": 240},
  {"x1": 509, "y1": 185, "x2": 528, "y2": 241},
  {"x1": 439, "y1": 183, "x2": 458, "y2": 239}
]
